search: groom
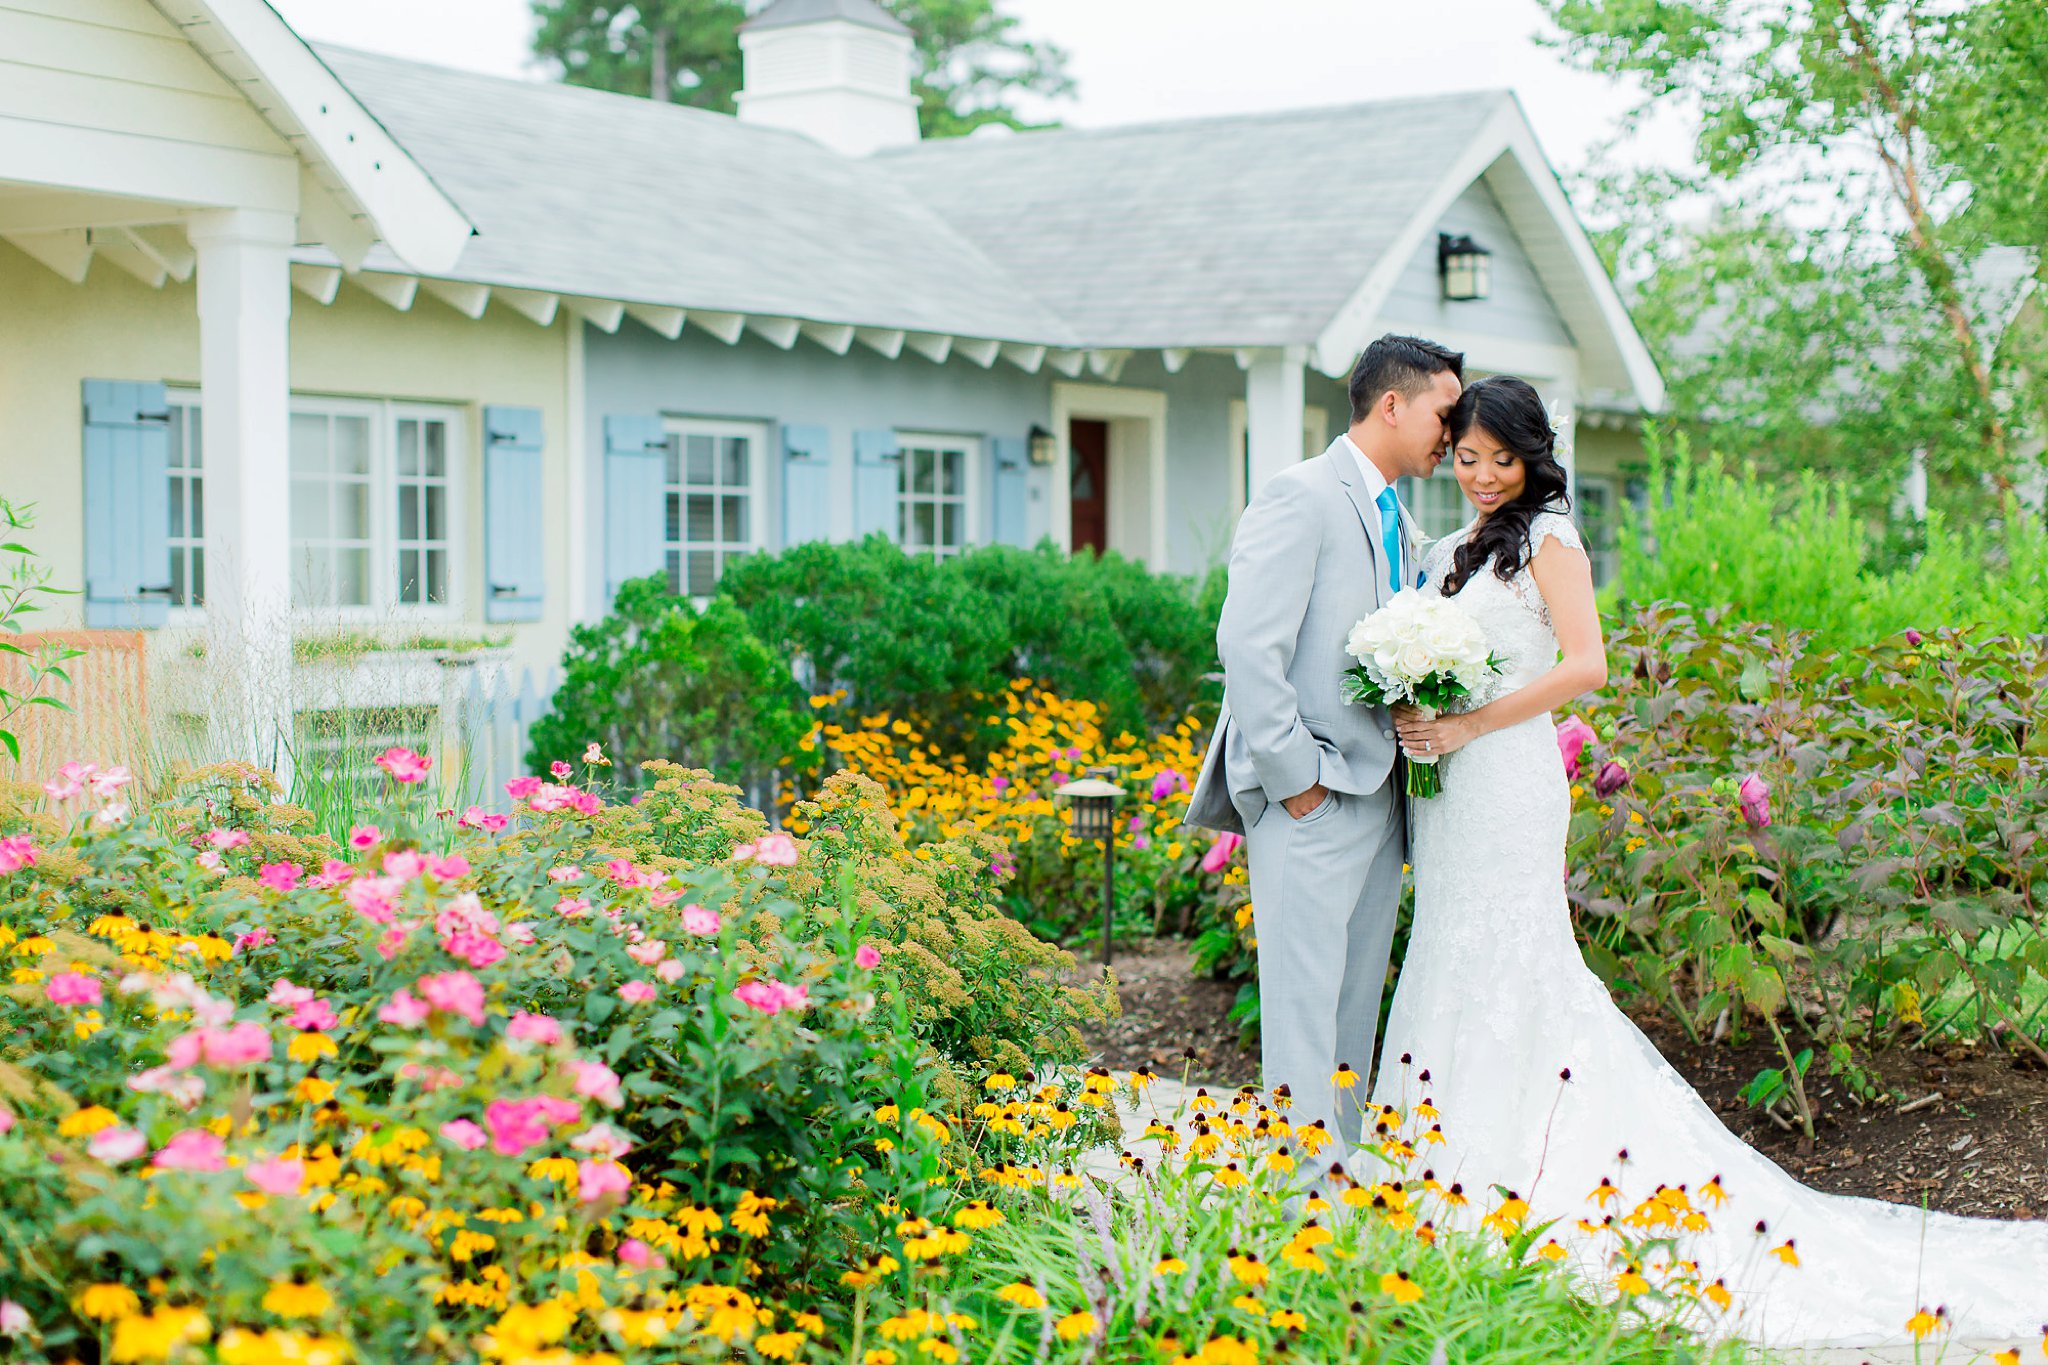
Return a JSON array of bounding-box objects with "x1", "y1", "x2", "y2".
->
[{"x1": 1186, "y1": 334, "x2": 1464, "y2": 1177}]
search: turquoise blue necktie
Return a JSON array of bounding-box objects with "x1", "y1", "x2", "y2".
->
[{"x1": 1374, "y1": 486, "x2": 1402, "y2": 596}]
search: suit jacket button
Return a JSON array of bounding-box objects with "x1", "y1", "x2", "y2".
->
[{"x1": 1381, "y1": 728, "x2": 1395, "y2": 741}]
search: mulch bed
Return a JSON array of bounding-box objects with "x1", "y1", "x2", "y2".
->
[{"x1": 1077, "y1": 937, "x2": 2048, "y2": 1221}]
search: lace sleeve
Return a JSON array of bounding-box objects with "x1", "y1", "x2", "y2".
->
[{"x1": 1528, "y1": 510, "x2": 1584, "y2": 556}]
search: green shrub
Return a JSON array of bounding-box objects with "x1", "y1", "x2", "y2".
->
[
  {"x1": 1618, "y1": 429, "x2": 2048, "y2": 644},
  {"x1": 719, "y1": 537, "x2": 1220, "y2": 755},
  {"x1": 526, "y1": 574, "x2": 809, "y2": 788}
]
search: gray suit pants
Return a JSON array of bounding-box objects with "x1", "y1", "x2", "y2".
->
[{"x1": 1245, "y1": 781, "x2": 1406, "y2": 1179}]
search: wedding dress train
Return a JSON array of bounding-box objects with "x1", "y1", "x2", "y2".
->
[{"x1": 1371, "y1": 512, "x2": 2048, "y2": 1347}]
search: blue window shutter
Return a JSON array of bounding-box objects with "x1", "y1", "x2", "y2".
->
[
  {"x1": 82, "y1": 379, "x2": 171, "y2": 629},
  {"x1": 852, "y1": 429, "x2": 900, "y2": 542},
  {"x1": 482, "y1": 405, "x2": 545, "y2": 623},
  {"x1": 603, "y1": 414, "x2": 668, "y2": 604},
  {"x1": 991, "y1": 437, "x2": 1028, "y2": 547},
  {"x1": 781, "y1": 424, "x2": 833, "y2": 548}
]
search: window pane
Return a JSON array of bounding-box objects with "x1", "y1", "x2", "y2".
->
[
  {"x1": 291, "y1": 479, "x2": 328, "y2": 539},
  {"x1": 190, "y1": 475, "x2": 203, "y2": 537},
  {"x1": 665, "y1": 549, "x2": 682, "y2": 596},
  {"x1": 424, "y1": 484, "x2": 447, "y2": 542},
  {"x1": 423, "y1": 421, "x2": 446, "y2": 478},
  {"x1": 188, "y1": 407, "x2": 202, "y2": 469},
  {"x1": 169, "y1": 480, "x2": 185, "y2": 538},
  {"x1": 686, "y1": 495, "x2": 715, "y2": 541},
  {"x1": 397, "y1": 419, "x2": 419, "y2": 476},
  {"x1": 910, "y1": 449, "x2": 934, "y2": 495},
  {"x1": 686, "y1": 550, "x2": 717, "y2": 596},
  {"x1": 293, "y1": 549, "x2": 327, "y2": 608},
  {"x1": 170, "y1": 552, "x2": 186, "y2": 606},
  {"x1": 334, "y1": 416, "x2": 371, "y2": 475},
  {"x1": 722, "y1": 436, "x2": 748, "y2": 485},
  {"x1": 335, "y1": 548, "x2": 370, "y2": 606},
  {"x1": 399, "y1": 548, "x2": 420, "y2": 603},
  {"x1": 721, "y1": 496, "x2": 746, "y2": 542},
  {"x1": 398, "y1": 485, "x2": 419, "y2": 541},
  {"x1": 190, "y1": 548, "x2": 204, "y2": 605},
  {"x1": 686, "y1": 434, "x2": 714, "y2": 486},
  {"x1": 664, "y1": 436, "x2": 681, "y2": 487},
  {"x1": 941, "y1": 502, "x2": 960, "y2": 547},
  {"x1": 941, "y1": 452, "x2": 962, "y2": 496},
  {"x1": 912, "y1": 501, "x2": 936, "y2": 546},
  {"x1": 666, "y1": 492, "x2": 681, "y2": 542},
  {"x1": 425, "y1": 548, "x2": 447, "y2": 604},
  {"x1": 168, "y1": 412, "x2": 185, "y2": 469},
  {"x1": 290, "y1": 412, "x2": 328, "y2": 474},
  {"x1": 336, "y1": 482, "x2": 370, "y2": 541}
]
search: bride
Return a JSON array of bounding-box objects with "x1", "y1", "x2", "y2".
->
[{"x1": 1381, "y1": 375, "x2": 2047, "y2": 1347}]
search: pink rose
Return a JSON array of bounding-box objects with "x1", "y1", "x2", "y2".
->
[
  {"x1": 484, "y1": 1100, "x2": 550, "y2": 1156},
  {"x1": 617, "y1": 1239, "x2": 665, "y2": 1270},
  {"x1": 343, "y1": 876, "x2": 399, "y2": 926},
  {"x1": 88, "y1": 1126, "x2": 148, "y2": 1164},
  {"x1": 550, "y1": 760, "x2": 573, "y2": 780},
  {"x1": 383, "y1": 849, "x2": 428, "y2": 881},
  {"x1": 754, "y1": 833, "x2": 799, "y2": 866},
  {"x1": 378, "y1": 988, "x2": 432, "y2": 1028},
  {"x1": 234, "y1": 927, "x2": 276, "y2": 952},
  {"x1": 855, "y1": 944, "x2": 882, "y2": 970},
  {"x1": 571, "y1": 1061, "x2": 623, "y2": 1109},
  {"x1": 427, "y1": 854, "x2": 470, "y2": 881},
  {"x1": 618, "y1": 981, "x2": 657, "y2": 1005},
  {"x1": 569, "y1": 1122, "x2": 633, "y2": 1160},
  {"x1": 1738, "y1": 772, "x2": 1773, "y2": 830},
  {"x1": 554, "y1": 897, "x2": 591, "y2": 919},
  {"x1": 244, "y1": 1156, "x2": 304, "y2": 1197},
  {"x1": 681, "y1": 904, "x2": 721, "y2": 937},
  {"x1": 309, "y1": 859, "x2": 355, "y2": 890},
  {"x1": 507, "y1": 1012, "x2": 564, "y2": 1046},
  {"x1": 1555, "y1": 715, "x2": 1597, "y2": 780},
  {"x1": 153, "y1": 1129, "x2": 226, "y2": 1172},
  {"x1": 257, "y1": 862, "x2": 302, "y2": 893},
  {"x1": 267, "y1": 979, "x2": 314, "y2": 1007},
  {"x1": 373, "y1": 746, "x2": 433, "y2": 783},
  {"x1": 577, "y1": 1158, "x2": 632, "y2": 1204},
  {"x1": 440, "y1": 933, "x2": 505, "y2": 969},
  {"x1": 203, "y1": 828, "x2": 251, "y2": 851},
  {"x1": 44, "y1": 972, "x2": 102, "y2": 1007},
  {"x1": 348, "y1": 825, "x2": 382, "y2": 851},
  {"x1": 655, "y1": 959, "x2": 685, "y2": 983},
  {"x1": 1199, "y1": 832, "x2": 1243, "y2": 875},
  {"x1": 440, "y1": 1118, "x2": 489, "y2": 1151},
  {"x1": 0, "y1": 835, "x2": 37, "y2": 875},
  {"x1": 505, "y1": 776, "x2": 543, "y2": 800},
  {"x1": 1592, "y1": 759, "x2": 1630, "y2": 799},
  {"x1": 194, "y1": 850, "x2": 226, "y2": 875},
  {"x1": 287, "y1": 999, "x2": 337, "y2": 1032},
  {"x1": 733, "y1": 980, "x2": 785, "y2": 1014},
  {"x1": 202, "y1": 1020, "x2": 273, "y2": 1068},
  {"x1": 417, "y1": 971, "x2": 486, "y2": 1027},
  {"x1": 627, "y1": 940, "x2": 667, "y2": 966},
  {"x1": 0, "y1": 1104, "x2": 11, "y2": 1135}
]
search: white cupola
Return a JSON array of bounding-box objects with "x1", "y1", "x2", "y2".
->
[{"x1": 736, "y1": 0, "x2": 921, "y2": 156}]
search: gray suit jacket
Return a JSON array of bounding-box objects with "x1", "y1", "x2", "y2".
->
[{"x1": 1185, "y1": 438, "x2": 1413, "y2": 834}]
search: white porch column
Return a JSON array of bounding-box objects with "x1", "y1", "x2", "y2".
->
[
  {"x1": 190, "y1": 208, "x2": 296, "y2": 782},
  {"x1": 1549, "y1": 384, "x2": 1579, "y2": 504},
  {"x1": 1244, "y1": 346, "x2": 1308, "y2": 500}
]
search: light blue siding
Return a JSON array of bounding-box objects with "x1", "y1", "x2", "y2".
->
[
  {"x1": 82, "y1": 379, "x2": 171, "y2": 629},
  {"x1": 990, "y1": 436, "x2": 1028, "y2": 546},
  {"x1": 482, "y1": 405, "x2": 546, "y2": 623},
  {"x1": 781, "y1": 423, "x2": 834, "y2": 546},
  {"x1": 1380, "y1": 178, "x2": 1576, "y2": 349},
  {"x1": 852, "y1": 429, "x2": 901, "y2": 542},
  {"x1": 602, "y1": 413, "x2": 667, "y2": 603}
]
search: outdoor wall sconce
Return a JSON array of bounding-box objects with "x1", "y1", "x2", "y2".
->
[
  {"x1": 1027, "y1": 423, "x2": 1058, "y2": 466},
  {"x1": 1439, "y1": 232, "x2": 1493, "y2": 302},
  {"x1": 1058, "y1": 767, "x2": 1126, "y2": 967}
]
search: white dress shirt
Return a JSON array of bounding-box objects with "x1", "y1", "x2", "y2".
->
[{"x1": 1339, "y1": 432, "x2": 1403, "y2": 587}]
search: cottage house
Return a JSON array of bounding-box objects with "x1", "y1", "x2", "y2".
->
[{"x1": 0, "y1": 0, "x2": 1662, "y2": 785}]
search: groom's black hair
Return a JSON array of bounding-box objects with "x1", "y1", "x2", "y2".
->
[{"x1": 1348, "y1": 334, "x2": 1464, "y2": 424}]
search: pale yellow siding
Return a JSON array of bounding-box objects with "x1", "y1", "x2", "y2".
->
[{"x1": 0, "y1": 240, "x2": 574, "y2": 682}]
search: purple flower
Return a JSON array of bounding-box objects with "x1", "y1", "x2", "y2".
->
[
  {"x1": 1151, "y1": 768, "x2": 1188, "y2": 802},
  {"x1": 1738, "y1": 772, "x2": 1772, "y2": 829},
  {"x1": 1555, "y1": 716, "x2": 1596, "y2": 781},
  {"x1": 1592, "y1": 760, "x2": 1630, "y2": 799},
  {"x1": 1904, "y1": 629, "x2": 1924, "y2": 647}
]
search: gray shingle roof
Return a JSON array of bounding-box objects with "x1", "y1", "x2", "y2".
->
[
  {"x1": 742, "y1": 0, "x2": 911, "y2": 35},
  {"x1": 319, "y1": 45, "x2": 1073, "y2": 343},
  {"x1": 877, "y1": 92, "x2": 1516, "y2": 349}
]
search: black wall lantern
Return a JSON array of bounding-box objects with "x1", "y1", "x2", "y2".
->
[
  {"x1": 1027, "y1": 423, "x2": 1058, "y2": 467},
  {"x1": 1439, "y1": 232, "x2": 1493, "y2": 302}
]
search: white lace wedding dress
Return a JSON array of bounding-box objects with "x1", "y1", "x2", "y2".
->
[{"x1": 1372, "y1": 511, "x2": 2048, "y2": 1348}]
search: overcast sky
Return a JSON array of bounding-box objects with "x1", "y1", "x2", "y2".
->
[{"x1": 271, "y1": 0, "x2": 1696, "y2": 181}]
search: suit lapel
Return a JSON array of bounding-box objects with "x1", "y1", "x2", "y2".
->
[{"x1": 1326, "y1": 438, "x2": 1392, "y2": 606}]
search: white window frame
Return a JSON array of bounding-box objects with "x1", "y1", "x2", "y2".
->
[
  {"x1": 660, "y1": 416, "x2": 771, "y2": 600},
  {"x1": 1577, "y1": 474, "x2": 1620, "y2": 589},
  {"x1": 165, "y1": 389, "x2": 207, "y2": 624},
  {"x1": 287, "y1": 395, "x2": 467, "y2": 624},
  {"x1": 894, "y1": 430, "x2": 983, "y2": 562}
]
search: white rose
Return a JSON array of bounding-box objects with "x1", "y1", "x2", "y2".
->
[{"x1": 1394, "y1": 642, "x2": 1437, "y2": 679}]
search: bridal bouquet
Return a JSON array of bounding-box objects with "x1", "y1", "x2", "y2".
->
[{"x1": 1342, "y1": 588, "x2": 1501, "y2": 799}]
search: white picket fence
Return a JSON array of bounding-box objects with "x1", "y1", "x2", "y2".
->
[{"x1": 450, "y1": 664, "x2": 560, "y2": 804}]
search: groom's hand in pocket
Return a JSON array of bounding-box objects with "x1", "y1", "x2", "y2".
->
[{"x1": 1282, "y1": 782, "x2": 1330, "y2": 820}]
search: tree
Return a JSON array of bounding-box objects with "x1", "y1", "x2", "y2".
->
[
  {"x1": 531, "y1": 0, "x2": 1073, "y2": 136},
  {"x1": 1542, "y1": 1, "x2": 2046, "y2": 521}
]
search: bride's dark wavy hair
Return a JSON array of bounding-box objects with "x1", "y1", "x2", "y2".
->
[{"x1": 1438, "y1": 375, "x2": 1573, "y2": 596}]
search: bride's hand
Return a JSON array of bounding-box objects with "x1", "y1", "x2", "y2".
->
[{"x1": 1394, "y1": 708, "x2": 1478, "y2": 758}]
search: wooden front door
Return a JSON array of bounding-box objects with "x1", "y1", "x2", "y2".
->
[{"x1": 1069, "y1": 418, "x2": 1109, "y2": 555}]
